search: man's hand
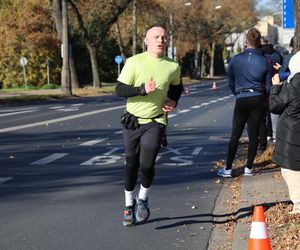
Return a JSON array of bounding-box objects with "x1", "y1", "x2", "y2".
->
[
  {"x1": 273, "y1": 63, "x2": 281, "y2": 71},
  {"x1": 162, "y1": 97, "x2": 176, "y2": 112},
  {"x1": 272, "y1": 73, "x2": 282, "y2": 86},
  {"x1": 145, "y1": 77, "x2": 156, "y2": 94}
]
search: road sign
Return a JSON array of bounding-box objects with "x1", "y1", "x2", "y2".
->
[
  {"x1": 20, "y1": 57, "x2": 28, "y2": 88},
  {"x1": 114, "y1": 55, "x2": 123, "y2": 65},
  {"x1": 20, "y1": 57, "x2": 28, "y2": 66},
  {"x1": 283, "y1": 0, "x2": 294, "y2": 28}
]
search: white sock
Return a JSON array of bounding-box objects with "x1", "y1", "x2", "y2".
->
[
  {"x1": 125, "y1": 189, "x2": 135, "y2": 207},
  {"x1": 138, "y1": 184, "x2": 150, "y2": 201}
]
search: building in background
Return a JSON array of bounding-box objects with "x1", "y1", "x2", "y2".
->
[{"x1": 226, "y1": 15, "x2": 283, "y2": 58}]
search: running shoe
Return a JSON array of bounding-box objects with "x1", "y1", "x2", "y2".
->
[
  {"x1": 217, "y1": 167, "x2": 232, "y2": 178},
  {"x1": 123, "y1": 203, "x2": 135, "y2": 226},
  {"x1": 244, "y1": 167, "x2": 254, "y2": 177},
  {"x1": 135, "y1": 198, "x2": 150, "y2": 223}
]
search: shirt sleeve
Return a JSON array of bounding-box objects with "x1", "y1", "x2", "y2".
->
[
  {"x1": 170, "y1": 64, "x2": 181, "y2": 85},
  {"x1": 117, "y1": 58, "x2": 135, "y2": 85}
]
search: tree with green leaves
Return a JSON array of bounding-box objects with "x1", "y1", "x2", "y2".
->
[{"x1": 67, "y1": 0, "x2": 133, "y2": 88}]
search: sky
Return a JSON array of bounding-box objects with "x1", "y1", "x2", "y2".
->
[{"x1": 255, "y1": 0, "x2": 281, "y2": 12}]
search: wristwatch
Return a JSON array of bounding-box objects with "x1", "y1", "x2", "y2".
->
[{"x1": 139, "y1": 83, "x2": 147, "y2": 96}]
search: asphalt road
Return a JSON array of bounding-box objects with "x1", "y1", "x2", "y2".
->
[{"x1": 0, "y1": 79, "x2": 235, "y2": 250}]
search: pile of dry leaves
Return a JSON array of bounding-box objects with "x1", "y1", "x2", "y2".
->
[{"x1": 213, "y1": 142, "x2": 300, "y2": 250}]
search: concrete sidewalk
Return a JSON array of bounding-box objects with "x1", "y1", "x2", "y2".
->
[
  {"x1": 232, "y1": 167, "x2": 289, "y2": 249},
  {"x1": 209, "y1": 166, "x2": 289, "y2": 250}
]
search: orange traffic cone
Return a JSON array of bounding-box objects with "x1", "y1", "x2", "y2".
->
[
  {"x1": 248, "y1": 206, "x2": 272, "y2": 250},
  {"x1": 211, "y1": 81, "x2": 217, "y2": 89}
]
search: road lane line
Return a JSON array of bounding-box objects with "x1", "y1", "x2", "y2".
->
[
  {"x1": 191, "y1": 147, "x2": 203, "y2": 155},
  {"x1": 57, "y1": 108, "x2": 79, "y2": 112},
  {"x1": 49, "y1": 106, "x2": 65, "y2": 109},
  {"x1": 178, "y1": 109, "x2": 190, "y2": 114},
  {"x1": 0, "y1": 109, "x2": 37, "y2": 117},
  {"x1": 0, "y1": 104, "x2": 125, "y2": 133},
  {"x1": 80, "y1": 138, "x2": 108, "y2": 146},
  {"x1": 0, "y1": 177, "x2": 13, "y2": 184},
  {"x1": 30, "y1": 153, "x2": 69, "y2": 165}
]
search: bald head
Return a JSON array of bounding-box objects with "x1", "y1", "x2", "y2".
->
[{"x1": 144, "y1": 26, "x2": 167, "y2": 58}]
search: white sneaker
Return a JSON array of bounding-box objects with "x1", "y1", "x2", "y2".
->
[
  {"x1": 217, "y1": 167, "x2": 232, "y2": 178},
  {"x1": 244, "y1": 167, "x2": 254, "y2": 176}
]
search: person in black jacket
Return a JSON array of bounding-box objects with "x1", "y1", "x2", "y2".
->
[
  {"x1": 217, "y1": 28, "x2": 272, "y2": 178},
  {"x1": 259, "y1": 37, "x2": 283, "y2": 144},
  {"x1": 269, "y1": 51, "x2": 300, "y2": 214}
]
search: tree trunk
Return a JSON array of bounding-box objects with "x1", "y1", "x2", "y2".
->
[
  {"x1": 210, "y1": 41, "x2": 215, "y2": 77},
  {"x1": 52, "y1": 0, "x2": 79, "y2": 88},
  {"x1": 200, "y1": 50, "x2": 205, "y2": 78},
  {"x1": 132, "y1": 0, "x2": 137, "y2": 55},
  {"x1": 86, "y1": 43, "x2": 101, "y2": 88},
  {"x1": 193, "y1": 42, "x2": 200, "y2": 79},
  {"x1": 115, "y1": 22, "x2": 127, "y2": 63},
  {"x1": 61, "y1": 0, "x2": 72, "y2": 96},
  {"x1": 294, "y1": 0, "x2": 300, "y2": 52}
]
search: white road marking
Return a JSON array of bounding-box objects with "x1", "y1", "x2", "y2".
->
[
  {"x1": 71, "y1": 103, "x2": 84, "y2": 106},
  {"x1": 0, "y1": 104, "x2": 125, "y2": 133},
  {"x1": 56, "y1": 108, "x2": 79, "y2": 112},
  {"x1": 168, "y1": 114, "x2": 176, "y2": 118},
  {"x1": 0, "y1": 177, "x2": 13, "y2": 184},
  {"x1": 30, "y1": 153, "x2": 69, "y2": 165},
  {"x1": 209, "y1": 136, "x2": 229, "y2": 142},
  {"x1": 0, "y1": 107, "x2": 37, "y2": 113},
  {"x1": 191, "y1": 147, "x2": 203, "y2": 155},
  {"x1": 80, "y1": 138, "x2": 108, "y2": 146},
  {"x1": 191, "y1": 105, "x2": 201, "y2": 109},
  {"x1": 114, "y1": 130, "x2": 123, "y2": 134},
  {"x1": 0, "y1": 109, "x2": 37, "y2": 117},
  {"x1": 103, "y1": 147, "x2": 122, "y2": 155},
  {"x1": 49, "y1": 106, "x2": 64, "y2": 109},
  {"x1": 178, "y1": 109, "x2": 190, "y2": 114}
]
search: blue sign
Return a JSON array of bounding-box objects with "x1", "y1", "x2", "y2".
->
[
  {"x1": 283, "y1": 0, "x2": 294, "y2": 29},
  {"x1": 114, "y1": 55, "x2": 123, "y2": 65}
]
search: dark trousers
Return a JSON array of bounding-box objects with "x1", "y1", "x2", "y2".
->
[
  {"x1": 123, "y1": 122, "x2": 165, "y2": 191},
  {"x1": 259, "y1": 107, "x2": 268, "y2": 149},
  {"x1": 226, "y1": 95, "x2": 266, "y2": 169}
]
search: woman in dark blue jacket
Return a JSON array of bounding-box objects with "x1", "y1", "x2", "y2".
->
[
  {"x1": 269, "y1": 51, "x2": 300, "y2": 214},
  {"x1": 218, "y1": 28, "x2": 272, "y2": 178}
]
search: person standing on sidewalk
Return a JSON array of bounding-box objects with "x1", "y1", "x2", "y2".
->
[
  {"x1": 115, "y1": 25, "x2": 183, "y2": 226},
  {"x1": 217, "y1": 28, "x2": 272, "y2": 178},
  {"x1": 269, "y1": 51, "x2": 300, "y2": 214},
  {"x1": 271, "y1": 36, "x2": 296, "y2": 142},
  {"x1": 258, "y1": 37, "x2": 282, "y2": 148}
]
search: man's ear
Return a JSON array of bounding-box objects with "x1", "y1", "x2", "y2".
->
[{"x1": 144, "y1": 38, "x2": 148, "y2": 46}]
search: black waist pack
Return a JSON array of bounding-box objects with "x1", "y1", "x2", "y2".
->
[
  {"x1": 121, "y1": 112, "x2": 165, "y2": 130},
  {"x1": 121, "y1": 112, "x2": 140, "y2": 130}
]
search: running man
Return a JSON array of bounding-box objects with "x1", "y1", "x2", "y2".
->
[{"x1": 115, "y1": 25, "x2": 183, "y2": 226}]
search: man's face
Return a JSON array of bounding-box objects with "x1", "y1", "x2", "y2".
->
[{"x1": 145, "y1": 27, "x2": 167, "y2": 57}]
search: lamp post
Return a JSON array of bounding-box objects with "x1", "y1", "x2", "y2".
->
[{"x1": 169, "y1": 1, "x2": 191, "y2": 60}]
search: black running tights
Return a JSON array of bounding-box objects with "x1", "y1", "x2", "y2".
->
[
  {"x1": 226, "y1": 95, "x2": 265, "y2": 169},
  {"x1": 123, "y1": 122, "x2": 165, "y2": 191}
]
